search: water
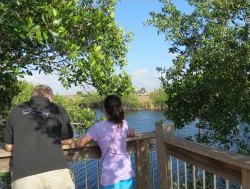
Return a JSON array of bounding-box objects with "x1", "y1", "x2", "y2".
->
[
  {"x1": 126, "y1": 110, "x2": 166, "y2": 132},
  {"x1": 95, "y1": 109, "x2": 196, "y2": 136}
]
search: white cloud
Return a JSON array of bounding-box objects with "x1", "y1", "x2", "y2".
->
[
  {"x1": 131, "y1": 68, "x2": 162, "y2": 92},
  {"x1": 22, "y1": 72, "x2": 82, "y2": 95},
  {"x1": 22, "y1": 68, "x2": 163, "y2": 95},
  {"x1": 131, "y1": 68, "x2": 148, "y2": 77}
]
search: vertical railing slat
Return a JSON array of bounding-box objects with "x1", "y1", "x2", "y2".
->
[
  {"x1": 84, "y1": 160, "x2": 88, "y2": 189},
  {"x1": 202, "y1": 170, "x2": 206, "y2": 189},
  {"x1": 97, "y1": 160, "x2": 100, "y2": 189},
  {"x1": 242, "y1": 169, "x2": 250, "y2": 189},
  {"x1": 171, "y1": 156, "x2": 173, "y2": 189},
  {"x1": 226, "y1": 179, "x2": 229, "y2": 189},
  {"x1": 193, "y1": 165, "x2": 196, "y2": 189},
  {"x1": 136, "y1": 138, "x2": 152, "y2": 189},
  {"x1": 184, "y1": 162, "x2": 187, "y2": 189},
  {"x1": 177, "y1": 159, "x2": 180, "y2": 189},
  {"x1": 213, "y1": 174, "x2": 217, "y2": 189},
  {"x1": 156, "y1": 124, "x2": 174, "y2": 189},
  {"x1": 151, "y1": 151, "x2": 155, "y2": 189}
]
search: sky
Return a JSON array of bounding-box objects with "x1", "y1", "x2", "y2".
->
[{"x1": 24, "y1": 0, "x2": 191, "y2": 95}]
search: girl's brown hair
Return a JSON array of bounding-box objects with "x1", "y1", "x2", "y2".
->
[{"x1": 104, "y1": 95, "x2": 124, "y2": 127}]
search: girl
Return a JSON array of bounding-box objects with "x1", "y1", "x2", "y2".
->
[{"x1": 77, "y1": 95, "x2": 136, "y2": 189}]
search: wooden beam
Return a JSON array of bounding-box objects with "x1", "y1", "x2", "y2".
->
[
  {"x1": 136, "y1": 139, "x2": 152, "y2": 189},
  {"x1": 242, "y1": 169, "x2": 250, "y2": 189},
  {"x1": 163, "y1": 137, "x2": 250, "y2": 170},
  {"x1": 0, "y1": 132, "x2": 156, "y2": 173},
  {"x1": 156, "y1": 123, "x2": 174, "y2": 189}
]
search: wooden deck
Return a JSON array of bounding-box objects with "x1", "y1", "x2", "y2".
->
[{"x1": 1, "y1": 124, "x2": 250, "y2": 189}]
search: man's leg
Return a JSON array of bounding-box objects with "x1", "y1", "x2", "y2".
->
[
  {"x1": 12, "y1": 174, "x2": 44, "y2": 189},
  {"x1": 44, "y1": 169, "x2": 75, "y2": 189}
]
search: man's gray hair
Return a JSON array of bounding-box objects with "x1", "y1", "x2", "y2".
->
[{"x1": 32, "y1": 85, "x2": 53, "y2": 99}]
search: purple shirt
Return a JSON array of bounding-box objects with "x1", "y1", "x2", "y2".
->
[{"x1": 86, "y1": 120, "x2": 134, "y2": 186}]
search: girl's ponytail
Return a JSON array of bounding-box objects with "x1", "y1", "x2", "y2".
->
[{"x1": 104, "y1": 95, "x2": 124, "y2": 127}]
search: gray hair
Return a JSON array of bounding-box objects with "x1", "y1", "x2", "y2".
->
[{"x1": 32, "y1": 85, "x2": 53, "y2": 99}]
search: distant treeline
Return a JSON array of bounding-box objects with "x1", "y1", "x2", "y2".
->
[{"x1": 75, "y1": 91, "x2": 167, "y2": 111}]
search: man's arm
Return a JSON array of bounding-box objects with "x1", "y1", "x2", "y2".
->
[
  {"x1": 60, "y1": 106, "x2": 74, "y2": 145},
  {"x1": 61, "y1": 138, "x2": 74, "y2": 145},
  {"x1": 4, "y1": 110, "x2": 14, "y2": 152},
  {"x1": 5, "y1": 144, "x2": 13, "y2": 152}
]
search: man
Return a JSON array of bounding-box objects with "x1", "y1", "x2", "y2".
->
[{"x1": 4, "y1": 85, "x2": 75, "y2": 189}]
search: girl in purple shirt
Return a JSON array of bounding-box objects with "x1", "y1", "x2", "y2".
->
[{"x1": 77, "y1": 95, "x2": 136, "y2": 189}]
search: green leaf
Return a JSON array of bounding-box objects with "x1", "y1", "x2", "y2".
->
[
  {"x1": 27, "y1": 17, "x2": 33, "y2": 28},
  {"x1": 41, "y1": 14, "x2": 47, "y2": 24},
  {"x1": 52, "y1": 8, "x2": 58, "y2": 17},
  {"x1": 53, "y1": 18, "x2": 62, "y2": 25},
  {"x1": 35, "y1": 29, "x2": 42, "y2": 43},
  {"x1": 94, "y1": 46, "x2": 101, "y2": 52},
  {"x1": 49, "y1": 30, "x2": 59, "y2": 37},
  {"x1": 42, "y1": 31, "x2": 48, "y2": 40}
]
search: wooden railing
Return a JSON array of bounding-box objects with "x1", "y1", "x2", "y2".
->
[
  {"x1": 1, "y1": 124, "x2": 250, "y2": 189},
  {"x1": 156, "y1": 124, "x2": 250, "y2": 189},
  {"x1": 0, "y1": 132, "x2": 156, "y2": 189}
]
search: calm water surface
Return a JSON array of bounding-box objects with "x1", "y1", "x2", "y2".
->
[{"x1": 95, "y1": 109, "x2": 197, "y2": 137}]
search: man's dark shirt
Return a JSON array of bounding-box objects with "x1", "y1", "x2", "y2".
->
[{"x1": 4, "y1": 96, "x2": 73, "y2": 181}]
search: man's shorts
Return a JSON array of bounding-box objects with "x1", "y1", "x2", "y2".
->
[{"x1": 12, "y1": 168, "x2": 75, "y2": 189}]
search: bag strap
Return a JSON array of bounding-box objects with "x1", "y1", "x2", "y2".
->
[{"x1": 101, "y1": 126, "x2": 120, "y2": 164}]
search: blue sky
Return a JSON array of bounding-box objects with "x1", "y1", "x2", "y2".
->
[
  {"x1": 24, "y1": 0, "x2": 191, "y2": 95},
  {"x1": 115, "y1": 0, "x2": 171, "y2": 92}
]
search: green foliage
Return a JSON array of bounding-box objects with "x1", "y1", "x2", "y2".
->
[
  {"x1": 0, "y1": 73, "x2": 20, "y2": 119},
  {"x1": 121, "y1": 93, "x2": 140, "y2": 110},
  {"x1": 148, "y1": 0, "x2": 250, "y2": 149},
  {"x1": 149, "y1": 88, "x2": 168, "y2": 110},
  {"x1": 0, "y1": 81, "x2": 33, "y2": 146},
  {"x1": 0, "y1": 80, "x2": 33, "y2": 138},
  {"x1": 11, "y1": 81, "x2": 34, "y2": 108},
  {"x1": 53, "y1": 95, "x2": 96, "y2": 135},
  {"x1": 136, "y1": 87, "x2": 146, "y2": 95},
  {"x1": 80, "y1": 91, "x2": 141, "y2": 110},
  {"x1": 0, "y1": 0, "x2": 134, "y2": 120},
  {"x1": 81, "y1": 92, "x2": 104, "y2": 108},
  {"x1": 0, "y1": 172, "x2": 11, "y2": 189}
]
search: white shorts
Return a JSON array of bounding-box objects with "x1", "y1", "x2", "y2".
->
[{"x1": 12, "y1": 168, "x2": 75, "y2": 189}]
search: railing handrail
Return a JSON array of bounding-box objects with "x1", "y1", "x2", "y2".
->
[
  {"x1": 0, "y1": 131, "x2": 156, "y2": 170},
  {"x1": 163, "y1": 136, "x2": 250, "y2": 170},
  {"x1": 162, "y1": 136, "x2": 245, "y2": 184}
]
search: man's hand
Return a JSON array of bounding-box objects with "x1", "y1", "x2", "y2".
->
[
  {"x1": 5, "y1": 144, "x2": 13, "y2": 152},
  {"x1": 61, "y1": 138, "x2": 74, "y2": 145}
]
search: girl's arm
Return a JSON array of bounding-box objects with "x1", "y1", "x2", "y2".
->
[
  {"x1": 128, "y1": 127, "x2": 136, "y2": 137},
  {"x1": 77, "y1": 135, "x2": 92, "y2": 147}
]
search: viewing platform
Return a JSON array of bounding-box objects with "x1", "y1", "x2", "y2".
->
[{"x1": 1, "y1": 124, "x2": 250, "y2": 189}]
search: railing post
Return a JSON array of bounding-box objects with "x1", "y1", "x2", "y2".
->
[
  {"x1": 156, "y1": 123, "x2": 174, "y2": 189},
  {"x1": 242, "y1": 169, "x2": 250, "y2": 189},
  {"x1": 136, "y1": 138, "x2": 152, "y2": 189}
]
